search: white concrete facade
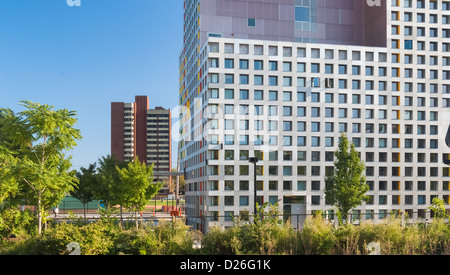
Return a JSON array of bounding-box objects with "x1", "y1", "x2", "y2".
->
[{"x1": 179, "y1": 0, "x2": 450, "y2": 232}]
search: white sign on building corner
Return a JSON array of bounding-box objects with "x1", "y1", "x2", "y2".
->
[
  {"x1": 67, "y1": 0, "x2": 81, "y2": 7},
  {"x1": 366, "y1": 0, "x2": 382, "y2": 6}
]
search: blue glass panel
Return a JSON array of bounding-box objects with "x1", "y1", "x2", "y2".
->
[
  {"x1": 404, "y1": 40, "x2": 413, "y2": 49},
  {"x1": 295, "y1": 7, "x2": 310, "y2": 22}
]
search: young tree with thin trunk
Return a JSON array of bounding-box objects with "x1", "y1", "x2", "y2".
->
[
  {"x1": 92, "y1": 155, "x2": 128, "y2": 222},
  {"x1": 72, "y1": 164, "x2": 97, "y2": 219},
  {"x1": 324, "y1": 133, "x2": 369, "y2": 225},
  {"x1": 116, "y1": 157, "x2": 163, "y2": 229},
  {"x1": 0, "y1": 101, "x2": 82, "y2": 234}
]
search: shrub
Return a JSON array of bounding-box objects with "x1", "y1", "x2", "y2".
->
[
  {"x1": 201, "y1": 226, "x2": 238, "y2": 255},
  {"x1": 1, "y1": 214, "x2": 449, "y2": 255},
  {"x1": 11, "y1": 221, "x2": 116, "y2": 255},
  {"x1": 334, "y1": 224, "x2": 361, "y2": 255},
  {"x1": 201, "y1": 203, "x2": 298, "y2": 255},
  {"x1": 423, "y1": 218, "x2": 450, "y2": 255},
  {"x1": 152, "y1": 219, "x2": 199, "y2": 255},
  {"x1": 298, "y1": 214, "x2": 336, "y2": 255},
  {"x1": 111, "y1": 228, "x2": 158, "y2": 255},
  {"x1": 0, "y1": 209, "x2": 36, "y2": 240}
]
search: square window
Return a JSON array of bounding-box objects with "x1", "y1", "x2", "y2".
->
[
  {"x1": 239, "y1": 59, "x2": 249, "y2": 69},
  {"x1": 248, "y1": 18, "x2": 256, "y2": 27},
  {"x1": 225, "y1": 74, "x2": 234, "y2": 84},
  {"x1": 240, "y1": 75, "x2": 249, "y2": 85},
  {"x1": 254, "y1": 60, "x2": 263, "y2": 70},
  {"x1": 254, "y1": 75, "x2": 263, "y2": 85},
  {"x1": 254, "y1": 90, "x2": 263, "y2": 100},
  {"x1": 224, "y1": 89, "x2": 234, "y2": 99},
  {"x1": 225, "y1": 59, "x2": 234, "y2": 69},
  {"x1": 239, "y1": 89, "x2": 249, "y2": 100},
  {"x1": 295, "y1": 7, "x2": 310, "y2": 22},
  {"x1": 269, "y1": 76, "x2": 278, "y2": 86},
  {"x1": 239, "y1": 196, "x2": 249, "y2": 206}
]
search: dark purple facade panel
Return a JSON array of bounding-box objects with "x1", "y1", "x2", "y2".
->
[
  {"x1": 202, "y1": 0, "x2": 216, "y2": 15},
  {"x1": 279, "y1": 4, "x2": 294, "y2": 21},
  {"x1": 340, "y1": 9, "x2": 357, "y2": 26},
  {"x1": 363, "y1": 1, "x2": 387, "y2": 47},
  {"x1": 199, "y1": 0, "x2": 386, "y2": 47},
  {"x1": 263, "y1": 3, "x2": 279, "y2": 21},
  {"x1": 342, "y1": 25, "x2": 356, "y2": 43},
  {"x1": 278, "y1": 20, "x2": 295, "y2": 37},
  {"x1": 237, "y1": 0, "x2": 248, "y2": 18}
]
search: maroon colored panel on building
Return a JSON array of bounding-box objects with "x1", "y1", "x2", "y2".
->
[
  {"x1": 111, "y1": 102, "x2": 125, "y2": 162},
  {"x1": 134, "y1": 96, "x2": 149, "y2": 164}
]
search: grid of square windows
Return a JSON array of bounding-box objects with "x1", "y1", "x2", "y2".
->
[
  {"x1": 181, "y1": 0, "x2": 450, "y2": 221},
  {"x1": 201, "y1": 35, "x2": 450, "y2": 210}
]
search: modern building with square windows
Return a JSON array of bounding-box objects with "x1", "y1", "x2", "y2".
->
[
  {"x1": 179, "y1": 0, "x2": 450, "y2": 232},
  {"x1": 111, "y1": 96, "x2": 172, "y2": 194}
]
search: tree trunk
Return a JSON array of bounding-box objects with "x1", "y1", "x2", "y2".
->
[
  {"x1": 37, "y1": 197, "x2": 42, "y2": 235},
  {"x1": 135, "y1": 209, "x2": 139, "y2": 229},
  {"x1": 176, "y1": 161, "x2": 180, "y2": 210}
]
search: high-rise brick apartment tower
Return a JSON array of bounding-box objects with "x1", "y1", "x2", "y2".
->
[
  {"x1": 111, "y1": 96, "x2": 172, "y2": 193},
  {"x1": 179, "y1": 0, "x2": 450, "y2": 232}
]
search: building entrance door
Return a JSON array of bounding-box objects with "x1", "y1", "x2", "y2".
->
[{"x1": 283, "y1": 196, "x2": 306, "y2": 229}]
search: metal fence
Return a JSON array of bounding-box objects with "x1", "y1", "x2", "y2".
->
[
  {"x1": 185, "y1": 211, "x2": 450, "y2": 231},
  {"x1": 57, "y1": 200, "x2": 100, "y2": 214},
  {"x1": 55, "y1": 195, "x2": 185, "y2": 214}
]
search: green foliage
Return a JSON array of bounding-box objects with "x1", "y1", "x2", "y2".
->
[
  {"x1": 92, "y1": 155, "x2": 127, "y2": 208},
  {"x1": 34, "y1": 221, "x2": 115, "y2": 255},
  {"x1": 0, "y1": 146, "x2": 20, "y2": 203},
  {"x1": 202, "y1": 203, "x2": 298, "y2": 255},
  {"x1": 298, "y1": 212, "x2": 336, "y2": 255},
  {"x1": 428, "y1": 198, "x2": 449, "y2": 219},
  {"x1": 94, "y1": 218, "x2": 199, "y2": 255},
  {"x1": 116, "y1": 158, "x2": 163, "y2": 228},
  {"x1": 112, "y1": 228, "x2": 159, "y2": 255},
  {"x1": 0, "y1": 208, "x2": 36, "y2": 240},
  {"x1": 71, "y1": 164, "x2": 97, "y2": 218},
  {"x1": 201, "y1": 226, "x2": 239, "y2": 255},
  {"x1": 0, "y1": 215, "x2": 449, "y2": 255},
  {"x1": 324, "y1": 133, "x2": 369, "y2": 223},
  {"x1": 152, "y1": 219, "x2": 199, "y2": 255},
  {"x1": 0, "y1": 101, "x2": 82, "y2": 234}
]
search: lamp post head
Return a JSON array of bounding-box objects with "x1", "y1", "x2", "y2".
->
[{"x1": 249, "y1": 157, "x2": 259, "y2": 164}]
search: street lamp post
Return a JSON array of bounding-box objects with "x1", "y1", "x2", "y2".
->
[{"x1": 249, "y1": 157, "x2": 259, "y2": 218}]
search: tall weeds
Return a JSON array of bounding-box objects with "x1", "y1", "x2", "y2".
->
[{"x1": 1, "y1": 214, "x2": 448, "y2": 255}]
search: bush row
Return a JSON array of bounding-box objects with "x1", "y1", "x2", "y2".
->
[{"x1": 1, "y1": 214, "x2": 449, "y2": 255}]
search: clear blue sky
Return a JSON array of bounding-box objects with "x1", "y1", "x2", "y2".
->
[{"x1": 0, "y1": 0, "x2": 184, "y2": 170}]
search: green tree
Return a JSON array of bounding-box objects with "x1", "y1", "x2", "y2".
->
[
  {"x1": 91, "y1": 155, "x2": 126, "y2": 209},
  {"x1": 428, "y1": 197, "x2": 449, "y2": 219},
  {"x1": 0, "y1": 146, "x2": 19, "y2": 203},
  {"x1": 116, "y1": 157, "x2": 163, "y2": 229},
  {"x1": 0, "y1": 108, "x2": 26, "y2": 203},
  {"x1": 0, "y1": 101, "x2": 82, "y2": 234},
  {"x1": 324, "y1": 133, "x2": 368, "y2": 224},
  {"x1": 71, "y1": 163, "x2": 97, "y2": 219}
]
